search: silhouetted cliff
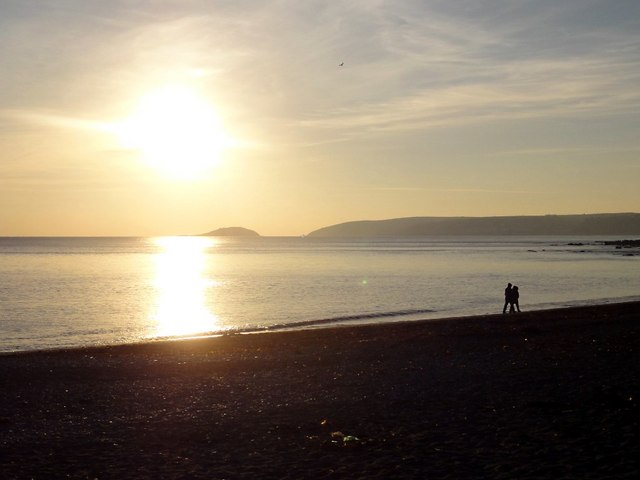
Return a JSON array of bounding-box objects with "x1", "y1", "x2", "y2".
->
[{"x1": 308, "y1": 213, "x2": 640, "y2": 237}]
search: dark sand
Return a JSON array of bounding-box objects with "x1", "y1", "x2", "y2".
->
[{"x1": 1, "y1": 303, "x2": 639, "y2": 479}]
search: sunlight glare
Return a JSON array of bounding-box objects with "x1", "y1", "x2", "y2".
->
[
  {"x1": 118, "y1": 86, "x2": 228, "y2": 180},
  {"x1": 151, "y1": 236, "x2": 220, "y2": 337}
]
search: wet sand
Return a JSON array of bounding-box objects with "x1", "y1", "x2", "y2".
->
[{"x1": 1, "y1": 302, "x2": 639, "y2": 479}]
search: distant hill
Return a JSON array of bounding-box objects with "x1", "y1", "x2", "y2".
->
[
  {"x1": 201, "y1": 227, "x2": 260, "y2": 237},
  {"x1": 308, "y1": 213, "x2": 640, "y2": 237}
]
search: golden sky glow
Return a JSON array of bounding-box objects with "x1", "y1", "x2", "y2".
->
[{"x1": 0, "y1": 1, "x2": 639, "y2": 236}]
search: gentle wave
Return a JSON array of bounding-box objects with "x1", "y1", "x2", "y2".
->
[
  {"x1": 153, "y1": 309, "x2": 439, "y2": 342},
  {"x1": 211, "y1": 309, "x2": 438, "y2": 335}
]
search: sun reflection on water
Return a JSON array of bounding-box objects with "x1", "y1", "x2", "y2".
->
[{"x1": 150, "y1": 236, "x2": 219, "y2": 338}]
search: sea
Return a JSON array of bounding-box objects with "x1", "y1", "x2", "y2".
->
[{"x1": 0, "y1": 235, "x2": 638, "y2": 353}]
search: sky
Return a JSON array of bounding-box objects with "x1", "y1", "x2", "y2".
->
[{"x1": 1, "y1": 0, "x2": 639, "y2": 236}]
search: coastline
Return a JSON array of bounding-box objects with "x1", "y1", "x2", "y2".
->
[
  {"x1": 5, "y1": 295, "x2": 640, "y2": 355},
  {"x1": 1, "y1": 301, "x2": 639, "y2": 478}
]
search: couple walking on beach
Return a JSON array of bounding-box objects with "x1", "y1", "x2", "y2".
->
[{"x1": 503, "y1": 283, "x2": 521, "y2": 314}]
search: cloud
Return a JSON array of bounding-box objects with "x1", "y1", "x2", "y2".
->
[
  {"x1": 488, "y1": 145, "x2": 640, "y2": 158},
  {"x1": 296, "y1": 58, "x2": 640, "y2": 134},
  {"x1": 283, "y1": 2, "x2": 640, "y2": 138},
  {"x1": 1, "y1": 1, "x2": 639, "y2": 145},
  {"x1": 371, "y1": 186, "x2": 530, "y2": 194},
  {"x1": 0, "y1": 109, "x2": 112, "y2": 133}
]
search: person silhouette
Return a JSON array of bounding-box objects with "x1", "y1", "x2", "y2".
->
[
  {"x1": 510, "y1": 286, "x2": 521, "y2": 313},
  {"x1": 503, "y1": 283, "x2": 512, "y2": 314}
]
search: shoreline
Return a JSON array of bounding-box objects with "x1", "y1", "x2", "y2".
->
[
  {"x1": 1, "y1": 301, "x2": 639, "y2": 478},
  {"x1": 4, "y1": 299, "x2": 640, "y2": 356}
]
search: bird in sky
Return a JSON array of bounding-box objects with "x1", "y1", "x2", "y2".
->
[{"x1": 338, "y1": 62, "x2": 344, "y2": 67}]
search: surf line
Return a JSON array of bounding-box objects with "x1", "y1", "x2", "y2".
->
[{"x1": 261, "y1": 308, "x2": 437, "y2": 332}]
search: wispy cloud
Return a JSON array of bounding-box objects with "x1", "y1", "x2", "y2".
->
[
  {"x1": 0, "y1": 109, "x2": 113, "y2": 133},
  {"x1": 3, "y1": 1, "x2": 638, "y2": 143},
  {"x1": 284, "y1": 2, "x2": 640, "y2": 138},
  {"x1": 487, "y1": 145, "x2": 640, "y2": 158},
  {"x1": 296, "y1": 61, "x2": 640, "y2": 134},
  {"x1": 370, "y1": 186, "x2": 531, "y2": 194}
]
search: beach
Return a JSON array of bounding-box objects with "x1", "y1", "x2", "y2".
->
[{"x1": 1, "y1": 302, "x2": 638, "y2": 479}]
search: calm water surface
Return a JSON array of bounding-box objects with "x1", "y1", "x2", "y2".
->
[{"x1": 0, "y1": 236, "x2": 638, "y2": 352}]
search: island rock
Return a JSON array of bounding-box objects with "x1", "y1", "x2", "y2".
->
[{"x1": 202, "y1": 227, "x2": 260, "y2": 237}]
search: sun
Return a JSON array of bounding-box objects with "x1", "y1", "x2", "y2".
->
[{"x1": 118, "y1": 85, "x2": 228, "y2": 179}]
